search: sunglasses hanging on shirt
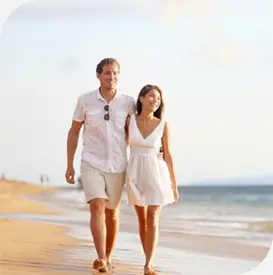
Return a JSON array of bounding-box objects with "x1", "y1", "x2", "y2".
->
[{"x1": 104, "y1": 104, "x2": 110, "y2": 121}]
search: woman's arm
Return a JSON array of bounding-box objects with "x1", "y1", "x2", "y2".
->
[{"x1": 162, "y1": 122, "x2": 179, "y2": 201}]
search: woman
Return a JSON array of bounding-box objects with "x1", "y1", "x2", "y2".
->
[{"x1": 125, "y1": 84, "x2": 179, "y2": 275}]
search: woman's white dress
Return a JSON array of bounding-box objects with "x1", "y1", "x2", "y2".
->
[{"x1": 125, "y1": 115, "x2": 175, "y2": 206}]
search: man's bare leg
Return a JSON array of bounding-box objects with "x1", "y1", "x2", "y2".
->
[
  {"x1": 105, "y1": 207, "x2": 120, "y2": 264},
  {"x1": 89, "y1": 199, "x2": 107, "y2": 262}
]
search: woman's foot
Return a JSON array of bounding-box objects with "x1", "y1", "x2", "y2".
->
[
  {"x1": 107, "y1": 261, "x2": 115, "y2": 271},
  {"x1": 93, "y1": 259, "x2": 108, "y2": 273},
  {"x1": 144, "y1": 265, "x2": 157, "y2": 275}
]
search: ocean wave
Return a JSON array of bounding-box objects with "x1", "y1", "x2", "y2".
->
[
  {"x1": 194, "y1": 220, "x2": 248, "y2": 230},
  {"x1": 176, "y1": 219, "x2": 273, "y2": 233},
  {"x1": 247, "y1": 222, "x2": 273, "y2": 232}
]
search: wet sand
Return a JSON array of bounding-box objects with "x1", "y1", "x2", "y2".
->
[
  {"x1": 0, "y1": 219, "x2": 76, "y2": 275},
  {"x1": 120, "y1": 215, "x2": 268, "y2": 261}
]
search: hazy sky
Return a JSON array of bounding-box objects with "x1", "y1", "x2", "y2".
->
[{"x1": 0, "y1": 0, "x2": 272, "y2": 186}]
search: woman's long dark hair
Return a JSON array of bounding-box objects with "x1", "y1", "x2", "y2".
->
[{"x1": 136, "y1": 84, "x2": 165, "y2": 119}]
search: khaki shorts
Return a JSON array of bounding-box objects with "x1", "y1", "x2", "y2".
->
[{"x1": 80, "y1": 160, "x2": 125, "y2": 209}]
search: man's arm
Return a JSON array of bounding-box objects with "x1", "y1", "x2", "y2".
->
[{"x1": 65, "y1": 120, "x2": 83, "y2": 183}]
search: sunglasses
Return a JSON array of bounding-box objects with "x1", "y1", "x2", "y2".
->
[{"x1": 104, "y1": 105, "x2": 110, "y2": 121}]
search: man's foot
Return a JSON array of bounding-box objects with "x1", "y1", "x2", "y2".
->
[{"x1": 93, "y1": 259, "x2": 108, "y2": 273}]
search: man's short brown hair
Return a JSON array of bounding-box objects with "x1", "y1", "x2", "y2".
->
[{"x1": 96, "y1": 58, "x2": 120, "y2": 74}]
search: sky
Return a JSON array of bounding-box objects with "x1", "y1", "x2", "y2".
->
[{"x1": 0, "y1": 0, "x2": 272, "y2": 186}]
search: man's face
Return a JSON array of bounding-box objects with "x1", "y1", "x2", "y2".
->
[{"x1": 97, "y1": 64, "x2": 119, "y2": 90}]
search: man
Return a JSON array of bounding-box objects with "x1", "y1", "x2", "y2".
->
[{"x1": 65, "y1": 57, "x2": 135, "y2": 272}]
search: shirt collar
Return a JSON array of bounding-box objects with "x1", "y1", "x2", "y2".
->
[{"x1": 96, "y1": 88, "x2": 120, "y2": 102}]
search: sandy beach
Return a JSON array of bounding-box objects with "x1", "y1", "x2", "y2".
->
[
  {"x1": 0, "y1": 180, "x2": 77, "y2": 275},
  {"x1": 0, "y1": 180, "x2": 59, "y2": 214},
  {"x1": 0, "y1": 180, "x2": 271, "y2": 275}
]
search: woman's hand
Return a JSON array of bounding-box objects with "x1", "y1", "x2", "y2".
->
[{"x1": 172, "y1": 185, "x2": 179, "y2": 204}]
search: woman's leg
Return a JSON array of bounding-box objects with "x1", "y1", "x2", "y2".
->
[
  {"x1": 134, "y1": 205, "x2": 148, "y2": 254},
  {"x1": 144, "y1": 205, "x2": 162, "y2": 273}
]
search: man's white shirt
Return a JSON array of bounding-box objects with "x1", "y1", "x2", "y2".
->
[{"x1": 73, "y1": 89, "x2": 135, "y2": 173}]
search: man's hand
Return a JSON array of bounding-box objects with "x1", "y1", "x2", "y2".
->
[
  {"x1": 65, "y1": 167, "x2": 75, "y2": 184},
  {"x1": 66, "y1": 120, "x2": 82, "y2": 184},
  {"x1": 157, "y1": 146, "x2": 164, "y2": 160},
  {"x1": 157, "y1": 152, "x2": 164, "y2": 160}
]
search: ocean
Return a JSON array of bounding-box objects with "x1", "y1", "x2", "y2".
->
[{"x1": 171, "y1": 185, "x2": 273, "y2": 246}]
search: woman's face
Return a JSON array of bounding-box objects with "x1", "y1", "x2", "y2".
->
[{"x1": 140, "y1": 88, "x2": 161, "y2": 113}]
